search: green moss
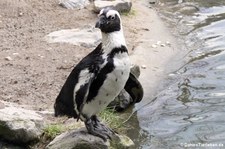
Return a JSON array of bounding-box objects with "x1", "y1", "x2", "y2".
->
[
  {"x1": 109, "y1": 134, "x2": 135, "y2": 149},
  {"x1": 122, "y1": 9, "x2": 137, "y2": 17},
  {"x1": 42, "y1": 120, "x2": 84, "y2": 140},
  {"x1": 99, "y1": 108, "x2": 125, "y2": 132},
  {"x1": 43, "y1": 124, "x2": 63, "y2": 139},
  {"x1": 43, "y1": 108, "x2": 127, "y2": 140}
]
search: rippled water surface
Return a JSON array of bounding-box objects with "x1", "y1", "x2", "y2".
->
[{"x1": 135, "y1": 0, "x2": 225, "y2": 148}]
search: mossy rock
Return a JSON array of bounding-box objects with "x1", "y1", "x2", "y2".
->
[
  {"x1": 110, "y1": 134, "x2": 135, "y2": 149},
  {"x1": 46, "y1": 128, "x2": 134, "y2": 149}
]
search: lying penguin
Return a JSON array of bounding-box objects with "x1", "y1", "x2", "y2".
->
[{"x1": 54, "y1": 8, "x2": 143, "y2": 141}]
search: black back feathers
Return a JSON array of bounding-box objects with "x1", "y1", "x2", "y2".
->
[
  {"x1": 54, "y1": 43, "x2": 103, "y2": 118},
  {"x1": 124, "y1": 72, "x2": 144, "y2": 103}
]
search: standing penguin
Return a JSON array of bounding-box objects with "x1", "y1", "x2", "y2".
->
[{"x1": 54, "y1": 8, "x2": 142, "y2": 141}]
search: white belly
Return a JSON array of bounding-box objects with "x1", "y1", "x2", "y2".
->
[{"x1": 82, "y1": 52, "x2": 130, "y2": 117}]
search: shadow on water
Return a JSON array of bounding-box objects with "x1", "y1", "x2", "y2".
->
[{"x1": 136, "y1": 0, "x2": 225, "y2": 148}]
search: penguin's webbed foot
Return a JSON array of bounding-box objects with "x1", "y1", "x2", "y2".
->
[{"x1": 85, "y1": 115, "x2": 115, "y2": 141}]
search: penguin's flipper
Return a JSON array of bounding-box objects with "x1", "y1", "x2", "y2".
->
[
  {"x1": 54, "y1": 43, "x2": 103, "y2": 118},
  {"x1": 124, "y1": 72, "x2": 144, "y2": 103},
  {"x1": 75, "y1": 72, "x2": 95, "y2": 115},
  {"x1": 54, "y1": 66, "x2": 97, "y2": 119}
]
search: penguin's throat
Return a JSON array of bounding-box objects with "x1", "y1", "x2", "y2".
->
[{"x1": 101, "y1": 31, "x2": 126, "y2": 54}]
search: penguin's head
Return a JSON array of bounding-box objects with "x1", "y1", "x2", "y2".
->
[{"x1": 95, "y1": 8, "x2": 121, "y2": 33}]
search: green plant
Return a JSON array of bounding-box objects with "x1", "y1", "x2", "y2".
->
[
  {"x1": 43, "y1": 124, "x2": 63, "y2": 139},
  {"x1": 43, "y1": 109, "x2": 127, "y2": 139},
  {"x1": 122, "y1": 9, "x2": 136, "y2": 16},
  {"x1": 99, "y1": 108, "x2": 124, "y2": 131}
]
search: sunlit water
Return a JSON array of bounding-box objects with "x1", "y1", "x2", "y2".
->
[{"x1": 134, "y1": 0, "x2": 225, "y2": 148}]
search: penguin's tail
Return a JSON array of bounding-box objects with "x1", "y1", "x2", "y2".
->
[{"x1": 54, "y1": 91, "x2": 77, "y2": 118}]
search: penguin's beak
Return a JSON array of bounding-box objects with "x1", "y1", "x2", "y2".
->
[
  {"x1": 95, "y1": 16, "x2": 106, "y2": 29},
  {"x1": 95, "y1": 21, "x2": 100, "y2": 28}
]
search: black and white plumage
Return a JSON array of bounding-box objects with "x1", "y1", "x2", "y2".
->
[{"x1": 54, "y1": 8, "x2": 142, "y2": 140}]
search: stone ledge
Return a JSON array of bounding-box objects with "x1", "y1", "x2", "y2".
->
[
  {"x1": 93, "y1": 0, "x2": 132, "y2": 13},
  {"x1": 46, "y1": 128, "x2": 134, "y2": 149}
]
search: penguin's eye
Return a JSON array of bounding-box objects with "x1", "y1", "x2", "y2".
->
[{"x1": 110, "y1": 16, "x2": 115, "y2": 20}]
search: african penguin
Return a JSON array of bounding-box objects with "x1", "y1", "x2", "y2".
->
[{"x1": 54, "y1": 8, "x2": 131, "y2": 141}]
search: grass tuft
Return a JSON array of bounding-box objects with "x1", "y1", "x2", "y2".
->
[
  {"x1": 43, "y1": 124, "x2": 63, "y2": 139},
  {"x1": 122, "y1": 9, "x2": 137, "y2": 17},
  {"x1": 99, "y1": 108, "x2": 125, "y2": 132},
  {"x1": 42, "y1": 109, "x2": 127, "y2": 139}
]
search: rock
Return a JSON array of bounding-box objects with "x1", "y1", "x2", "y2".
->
[
  {"x1": 93, "y1": 0, "x2": 132, "y2": 13},
  {"x1": 173, "y1": 2, "x2": 199, "y2": 14},
  {"x1": 18, "y1": 12, "x2": 23, "y2": 17},
  {"x1": 178, "y1": 0, "x2": 183, "y2": 3},
  {"x1": 149, "y1": 0, "x2": 157, "y2": 5},
  {"x1": 45, "y1": 25, "x2": 101, "y2": 48},
  {"x1": 166, "y1": 41, "x2": 171, "y2": 45},
  {"x1": 0, "y1": 141, "x2": 25, "y2": 149},
  {"x1": 110, "y1": 134, "x2": 135, "y2": 149},
  {"x1": 46, "y1": 128, "x2": 108, "y2": 149},
  {"x1": 12, "y1": 52, "x2": 19, "y2": 56},
  {"x1": 178, "y1": 15, "x2": 183, "y2": 19},
  {"x1": 156, "y1": 41, "x2": 161, "y2": 45},
  {"x1": 160, "y1": 44, "x2": 166, "y2": 47},
  {"x1": 5, "y1": 56, "x2": 13, "y2": 61},
  {"x1": 130, "y1": 64, "x2": 141, "y2": 78},
  {"x1": 0, "y1": 104, "x2": 45, "y2": 144},
  {"x1": 46, "y1": 128, "x2": 134, "y2": 149},
  {"x1": 108, "y1": 89, "x2": 131, "y2": 111},
  {"x1": 141, "y1": 65, "x2": 147, "y2": 69},
  {"x1": 59, "y1": 0, "x2": 90, "y2": 9},
  {"x1": 0, "y1": 101, "x2": 5, "y2": 109},
  {"x1": 151, "y1": 44, "x2": 157, "y2": 48},
  {"x1": 178, "y1": 6, "x2": 199, "y2": 14}
]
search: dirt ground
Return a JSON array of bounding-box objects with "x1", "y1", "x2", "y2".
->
[{"x1": 0, "y1": 0, "x2": 147, "y2": 112}]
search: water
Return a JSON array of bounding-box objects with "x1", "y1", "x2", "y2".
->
[{"x1": 136, "y1": 0, "x2": 225, "y2": 148}]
